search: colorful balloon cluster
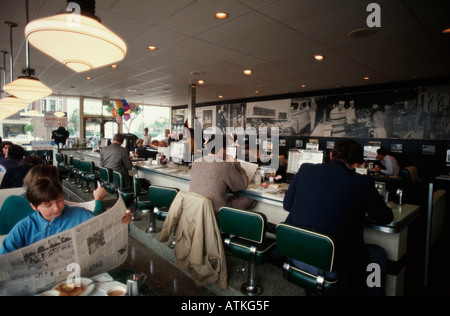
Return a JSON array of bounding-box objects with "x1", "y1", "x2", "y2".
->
[{"x1": 111, "y1": 99, "x2": 137, "y2": 124}]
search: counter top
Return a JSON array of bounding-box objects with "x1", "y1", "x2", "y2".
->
[{"x1": 135, "y1": 162, "x2": 420, "y2": 233}]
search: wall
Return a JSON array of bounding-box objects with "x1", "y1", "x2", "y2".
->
[{"x1": 172, "y1": 78, "x2": 450, "y2": 178}]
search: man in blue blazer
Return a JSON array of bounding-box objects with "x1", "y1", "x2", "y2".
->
[{"x1": 283, "y1": 140, "x2": 393, "y2": 295}]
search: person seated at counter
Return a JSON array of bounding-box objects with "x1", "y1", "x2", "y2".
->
[
  {"x1": 100, "y1": 133, "x2": 133, "y2": 189},
  {"x1": 374, "y1": 147, "x2": 400, "y2": 176},
  {"x1": 0, "y1": 164, "x2": 107, "y2": 236},
  {"x1": 0, "y1": 144, "x2": 25, "y2": 172},
  {"x1": 0, "y1": 177, "x2": 132, "y2": 254},
  {"x1": 0, "y1": 141, "x2": 13, "y2": 159},
  {"x1": 189, "y1": 134, "x2": 255, "y2": 215},
  {"x1": 136, "y1": 138, "x2": 144, "y2": 148},
  {"x1": 282, "y1": 139, "x2": 393, "y2": 296},
  {"x1": 0, "y1": 155, "x2": 45, "y2": 189}
]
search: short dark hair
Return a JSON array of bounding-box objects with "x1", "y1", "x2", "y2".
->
[
  {"x1": 8, "y1": 145, "x2": 25, "y2": 159},
  {"x1": 26, "y1": 177, "x2": 63, "y2": 207},
  {"x1": 332, "y1": 140, "x2": 363, "y2": 164},
  {"x1": 377, "y1": 147, "x2": 388, "y2": 156},
  {"x1": 113, "y1": 133, "x2": 125, "y2": 143}
]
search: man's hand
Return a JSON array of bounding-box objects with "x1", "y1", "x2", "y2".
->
[
  {"x1": 122, "y1": 210, "x2": 132, "y2": 224},
  {"x1": 93, "y1": 186, "x2": 107, "y2": 201}
]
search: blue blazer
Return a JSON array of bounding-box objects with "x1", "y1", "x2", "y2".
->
[{"x1": 283, "y1": 159, "x2": 393, "y2": 294}]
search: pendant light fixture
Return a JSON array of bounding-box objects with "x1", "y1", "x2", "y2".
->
[
  {"x1": 4, "y1": 0, "x2": 52, "y2": 103},
  {"x1": 0, "y1": 22, "x2": 29, "y2": 119},
  {"x1": 25, "y1": 0, "x2": 127, "y2": 73}
]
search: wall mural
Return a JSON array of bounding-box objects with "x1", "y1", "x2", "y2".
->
[{"x1": 172, "y1": 84, "x2": 450, "y2": 140}]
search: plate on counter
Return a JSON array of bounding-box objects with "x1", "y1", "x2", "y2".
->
[{"x1": 40, "y1": 278, "x2": 95, "y2": 296}]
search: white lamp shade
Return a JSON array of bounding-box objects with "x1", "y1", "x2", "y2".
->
[
  {"x1": 3, "y1": 77, "x2": 52, "y2": 103},
  {"x1": 0, "y1": 96, "x2": 29, "y2": 119},
  {"x1": 25, "y1": 13, "x2": 127, "y2": 73}
]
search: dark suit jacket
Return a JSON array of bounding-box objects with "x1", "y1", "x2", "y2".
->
[
  {"x1": 283, "y1": 159, "x2": 393, "y2": 295},
  {"x1": 100, "y1": 143, "x2": 133, "y2": 186}
]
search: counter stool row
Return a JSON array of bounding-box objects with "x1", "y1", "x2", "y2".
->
[{"x1": 126, "y1": 180, "x2": 339, "y2": 296}]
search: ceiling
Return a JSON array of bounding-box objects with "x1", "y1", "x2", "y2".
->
[{"x1": 1, "y1": 0, "x2": 450, "y2": 107}]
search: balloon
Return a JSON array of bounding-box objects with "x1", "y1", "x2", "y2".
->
[
  {"x1": 116, "y1": 100, "x2": 123, "y2": 108},
  {"x1": 117, "y1": 108, "x2": 124, "y2": 116},
  {"x1": 124, "y1": 113, "x2": 131, "y2": 121},
  {"x1": 123, "y1": 103, "x2": 130, "y2": 111},
  {"x1": 129, "y1": 103, "x2": 136, "y2": 111},
  {"x1": 121, "y1": 99, "x2": 128, "y2": 106},
  {"x1": 110, "y1": 108, "x2": 118, "y2": 117},
  {"x1": 115, "y1": 116, "x2": 123, "y2": 124}
]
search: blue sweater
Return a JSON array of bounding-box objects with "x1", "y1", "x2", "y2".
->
[{"x1": 0, "y1": 206, "x2": 96, "y2": 254}]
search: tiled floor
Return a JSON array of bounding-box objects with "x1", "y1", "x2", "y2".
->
[{"x1": 63, "y1": 179, "x2": 450, "y2": 296}]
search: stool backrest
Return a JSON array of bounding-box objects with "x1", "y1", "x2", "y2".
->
[
  {"x1": 72, "y1": 158, "x2": 80, "y2": 169},
  {"x1": 113, "y1": 171, "x2": 125, "y2": 189},
  {"x1": 55, "y1": 153, "x2": 63, "y2": 163},
  {"x1": 98, "y1": 167, "x2": 112, "y2": 183},
  {"x1": 276, "y1": 223, "x2": 335, "y2": 272},
  {"x1": 148, "y1": 185, "x2": 179, "y2": 208},
  {"x1": 219, "y1": 207, "x2": 267, "y2": 244},
  {"x1": 133, "y1": 175, "x2": 146, "y2": 196},
  {"x1": 79, "y1": 161, "x2": 94, "y2": 173}
]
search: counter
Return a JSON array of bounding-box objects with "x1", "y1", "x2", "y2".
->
[{"x1": 134, "y1": 161, "x2": 420, "y2": 296}]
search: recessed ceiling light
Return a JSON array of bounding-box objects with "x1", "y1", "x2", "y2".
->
[
  {"x1": 300, "y1": 84, "x2": 307, "y2": 88},
  {"x1": 219, "y1": 95, "x2": 223, "y2": 99},
  {"x1": 363, "y1": 76, "x2": 370, "y2": 80},
  {"x1": 198, "y1": 80, "x2": 205, "y2": 85},
  {"x1": 442, "y1": 28, "x2": 450, "y2": 34},
  {"x1": 243, "y1": 69, "x2": 252, "y2": 75},
  {"x1": 86, "y1": 76, "x2": 92, "y2": 80},
  {"x1": 111, "y1": 64, "x2": 118, "y2": 69},
  {"x1": 147, "y1": 45, "x2": 157, "y2": 51},
  {"x1": 215, "y1": 12, "x2": 229, "y2": 19},
  {"x1": 314, "y1": 55, "x2": 325, "y2": 61}
]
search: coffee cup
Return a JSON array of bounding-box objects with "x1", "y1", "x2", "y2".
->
[{"x1": 106, "y1": 285, "x2": 126, "y2": 296}]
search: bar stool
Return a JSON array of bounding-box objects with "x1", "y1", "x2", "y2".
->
[
  {"x1": 219, "y1": 207, "x2": 276, "y2": 296},
  {"x1": 70, "y1": 158, "x2": 82, "y2": 185},
  {"x1": 143, "y1": 185, "x2": 179, "y2": 236},
  {"x1": 275, "y1": 222, "x2": 338, "y2": 296},
  {"x1": 63, "y1": 155, "x2": 73, "y2": 181},
  {"x1": 80, "y1": 161, "x2": 99, "y2": 193},
  {"x1": 98, "y1": 167, "x2": 115, "y2": 194},
  {"x1": 133, "y1": 175, "x2": 154, "y2": 230},
  {"x1": 113, "y1": 171, "x2": 137, "y2": 220}
]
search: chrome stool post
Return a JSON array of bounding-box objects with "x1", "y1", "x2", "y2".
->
[{"x1": 145, "y1": 206, "x2": 160, "y2": 234}]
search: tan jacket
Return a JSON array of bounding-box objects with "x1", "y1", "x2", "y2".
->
[{"x1": 159, "y1": 191, "x2": 227, "y2": 290}]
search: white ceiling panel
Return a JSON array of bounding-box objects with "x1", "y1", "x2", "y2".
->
[{"x1": 0, "y1": 0, "x2": 449, "y2": 107}]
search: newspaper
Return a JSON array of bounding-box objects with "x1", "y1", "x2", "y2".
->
[
  {"x1": 0, "y1": 198, "x2": 128, "y2": 296},
  {"x1": 237, "y1": 160, "x2": 258, "y2": 185}
]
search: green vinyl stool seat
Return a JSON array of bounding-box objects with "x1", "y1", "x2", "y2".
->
[
  {"x1": 219, "y1": 207, "x2": 276, "y2": 296},
  {"x1": 144, "y1": 185, "x2": 179, "y2": 234},
  {"x1": 276, "y1": 223, "x2": 338, "y2": 295}
]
